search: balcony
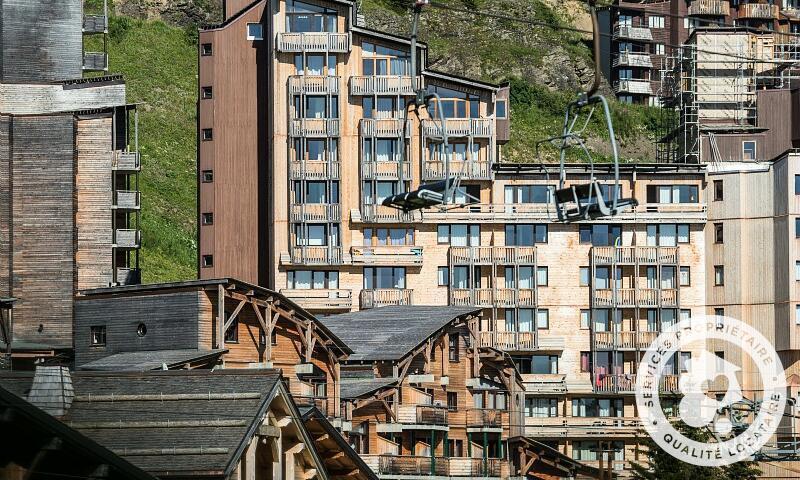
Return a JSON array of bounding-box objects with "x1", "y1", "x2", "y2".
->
[
  {"x1": 289, "y1": 160, "x2": 339, "y2": 180},
  {"x1": 614, "y1": 79, "x2": 653, "y2": 95},
  {"x1": 279, "y1": 288, "x2": 352, "y2": 310},
  {"x1": 359, "y1": 204, "x2": 416, "y2": 223},
  {"x1": 112, "y1": 190, "x2": 141, "y2": 210},
  {"x1": 591, "y1": 246, "x2": 679, "y2": 265},
  {"x1": 451, "y1": 288, "x2": 494, "y2": 307},
  {"x1": 360, "y1": 288, "x2": 413, "y2": 309},
  {"x1": 421, "y1": 118, "x2": 493, "y2": 138},
  {"x1": 114, "y1": 229, "x2": 141, "y2": 249},
  {"x1": 350, "y1": 245, "x2": 423, "y2": 266},
  {"x1": 466, "y1": 408, "x2": 505, "y2": 430},
  {"x1": 276, "y1": 32, "x2": 350, "y2": 53},
  {"x1": 83, "y1": 14, "x2": 108, "y2": 33},
  {"x1": 478, "y1": 331, "x2": 536, "y2": 351},
  {"x1": 451, "y1": 288, "x2": 535, "y2": 308},
  {"x1": 377, "y1": 455, "x2": 450, "y2": 476},
  {"x1": 287, "y1": 75, "x2": 339, "y2": 95},
  {"x1": 613, "y1": 52, "x2": 654, "y2": 68},
  {"x1": 360, "y1": 118, "x2": 411, "y2": 138},
  {"x1": 361, "y1": 161, "x2": 412, "y2": 180},
  {"x1": 289, "y1": 118, "x2": 339, "y2": 137},
  {"x1": 116, "y1": 267, "x2": 141, "y2": 286},
  {"x1": 394, "y1": 404, "x2": 449, "y2": 427},
  {"x1": 83, "y1": 52, "x2": 108, "y2": 71},
  {"x1": 525, "y1": 417, "x2": 642, "y2": 438},
  {"x1": 782, "y1": 7, "x2": 800, "y2": 19},
  {"x1": 739, "y1": 3, "x2": 779, "y2": 18},
  {"x1": 593, "y1": 331, "x2": 658, "y2": 350},
  {"x1": 423, "y1": 160, "x2": 492, "y2": 180},
  {"x1": 449, "y1": 246, "x2": 536, "y2": 266},
  {"x1": 594, "y1": 373, "x2": 680, "y2": 393},
  {"x1": 282, "y1": 246, "x2": 343, "y2": 265},
  {"x1": 522, "y1": 374, "x2": 568, "y2": 394},
  {"x1": 613, "y1": 25, "x2": 653, "y2": 41},
  {"x1": 289, "y1": 203, "x2": 341, "y2": 222},
  {"x1": 112, "y1": 151, "x2": 141, "y2": 172},
  {"x1": 350, "y1": 75, "x2": 416, "y2": 96},
  {"x1": 688, "y1": 0, "x2": 730, "y2": 15}
]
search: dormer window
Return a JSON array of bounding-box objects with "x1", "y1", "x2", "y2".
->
[
  {"x1": 362, "y1": 42, "x2": 410, "y2": 76},
  {"x1": 428, "y1": 85, "x2": 480, "y2": 119},
  {"x1": 286, "y1": 0, "x2": 338, "y2": 33}
]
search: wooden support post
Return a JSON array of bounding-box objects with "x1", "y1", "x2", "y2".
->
[
  {"x1": 305, "y1": 323, "x2": 313, "y2": 363},
  {"x1": 467, "y1": 433, "x2": 472, "y2": 457},
  {"x1": 430, "y1": 429, "x2": 436, "y2": 475},
  {"x1": 443, "y1": 431, "x2": 449, "y2": 458},
  {"x1": 483, "y1": 431, "x2": 488, "y2": 476},
  {"x1": 217, "y1": 284, "x2": 226, "y2": 352}
]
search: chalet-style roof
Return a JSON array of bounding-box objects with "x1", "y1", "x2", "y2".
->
[
  {"x1": 0, "y1": 385, "x2": 156, "y2": 480},
  {"x1": 320, "y1": 305, "x2": 480, "y2": 361},
  {"x1": 299, "y1": 406, "x2": 378, "y2": 480},
  {"x1": 77, "y1": 348, "x2": 227, "y2": 371},
  {"x1": 78, "y1": 278, "x2": 352, "y2": 356},
  {"x1": 509, "y1": 436, "x2": 601, "y2": 479},
  {"x1": 0, "y1": 369, "x2": 286, "y2": 478},
  {"x1": 340, "y1": 377, "x2": 397, "y2": 399}
]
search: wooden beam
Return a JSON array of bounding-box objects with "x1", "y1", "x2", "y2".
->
[
  {"x1": 217, "y1": 284, "x2": 226, "y2": 350},
  {"x1": 380, "y1": 398, "x2": 396, "y2": 421},
  {"x1": 257, "y1": 424, "x2": 280, "y2": 438},
  {"x1": 223, "y1": 298, "x2": 247, "y2": 331}
]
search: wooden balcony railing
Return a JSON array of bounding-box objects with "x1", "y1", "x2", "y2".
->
[
  {"x1": 593, "y1": 288, "x2": 669, "y2": 307},
  {"x1": 279, "y1": 289, "x2": 352, "y2": 310},
  {"x1": 289, "y1": 118, "x2": 339, "y2": 137},
  {"x1": 83, "y1": 52, "x2": 108, "y2": 71},
  {"x1": 594, "y1": 373, "x2": 680, "y2": 393},
  {"x1": 350, "y1": 245, "x2": 423, "y2": 265},
  {"x1": 423, "y1": 160, "x2": 492, "y2": 180},
  {"x1": 289, "y1": 160, "x2": 340, "y2": 180},
  {"x1": 287, "y1": 75, "x2": 339, "y2": 95},
  {"x1": 661, "y1": 288, "x2": 678, "y2": 306},
  {"x1": 421, "y1": 118, "x2": 493, "y2": 138},
  {"x1": 276, "y1": 32, "x2": 350, "y2": 53},
  {"x1": 114, "y1": 229, "x2": 141, "y2": 249},
  {"x1": 112, "y1": 151, "x2": 141, "y2": 171},
  {"x1": 289, "y1": 246, "x2": 343, "y2": 265},
  {"x1": 378, "y1": 455, "x2": 449, "y2": 476},
  {"x1": 289, "y1": 203, "x2": 341, "y2": 222},
  {"x1": 83, "y1": 14, "x2": 108, "y2": 33},
  {"x1": 466, "y1": 408, "x2": 505, "y2": 428},
  {"x1": 361, "y1": 160, "x2": 412, "y2": 180},
  {"x1": 361, "y1": 204, "x2": 415, "y2": 223},
  {"x1": 113, "y1": 190, "x2": 141, "y2": 210},
  {"x1": 449, "y1": 246, "x2": 536, "y2": 265},
  {"x1": 688, "y1": 0, "x2": 730, "y2": 15},
  {"x1": 593, "y1": 331, "x2": 658, "y2": 350},
  {"x1": 523, "y1": 374, "x2": 568, "y2": 394},
  {"x1": 591, "y1": 246, "x2": 679, "y2": 265},
  {"x1": 739, "y1": 3, "x2": 779, "y2": 18},
  {"x1": 416, "y1": 404, "x2": 449, "y2": 425},
  {"x1": 613, "y1": 25, "x2": 653, "y2": 41},
  {"x1": 359, "y1": 118, "x2": 411, "y2": 138},
  {"x1": 450, "y1": 288, "x2": 494, "y2": 307},
  {"x1": 350, "y1": 75, "x2": 416, "y2": 95},
  {"x1": 360, "y1": 288, "x2": 413, "y2": 309},
  {"x1": 479, "y1": 331, "x2": 537, "y2": 351}
]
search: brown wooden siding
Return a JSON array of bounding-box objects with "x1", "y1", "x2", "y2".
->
[{"x1": 0, "y1": 116, "x2": 10, "y2": 298}]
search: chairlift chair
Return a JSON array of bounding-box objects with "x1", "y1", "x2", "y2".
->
[
  {"x1": 382, "y1": 178, "x2": 456, "y2": 213},
  {"x1": 554, "y1": 180, "x2": 638, "y2": 222}
]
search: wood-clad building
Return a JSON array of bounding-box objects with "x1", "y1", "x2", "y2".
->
[{"x1": 0, "y1": 1, "x2": 141, "y2": 367}]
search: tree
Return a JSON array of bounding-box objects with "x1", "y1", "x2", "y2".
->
[{"x1": 631, "y1": 422, "x2": 761, "y2": 480}]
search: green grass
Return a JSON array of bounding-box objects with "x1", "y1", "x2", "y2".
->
[{"x1": 106, "y1": 17, "x2": 198, "y2": 283}]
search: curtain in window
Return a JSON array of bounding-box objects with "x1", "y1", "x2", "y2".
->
[
  {"x1": 519, "y1": 309, "x2": 533, "y2": 332},
  {"x1": 519, "y1": 267, "x2": 533, "y2": 289},
  {"x1": 453, "y1": 267, "x2": 468, "y2": 289}
]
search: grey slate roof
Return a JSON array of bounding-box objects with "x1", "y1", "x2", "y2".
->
[
  {"x1": 320, "y1": 305, "x2": 480, "y2": 361},
  {"x1": 340, "y1": 378, "x2": 397, "y2": 399},
  {"x1": 77, "y1": 348, "x2": 226, "y2": 371},
  {"x1": 0, "y1": 369, "x2": 283, "y2": 477}
]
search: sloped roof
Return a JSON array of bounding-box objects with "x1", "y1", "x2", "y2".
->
[
  {"x1": 320, "y1": 306, "x2": 480, "y2": 361},
  {"x1": 340, "y1": 378, "x2": 397, "y2": 399},
  {"x1": 0, "y1": 369, "x2": 283, "y2": 478},
  {"x1": 299, "y1": 406, "x2": 378, "y2": 480},
  {"x1": 77, "y1": 348, "x2": 226, "y2": 371}
]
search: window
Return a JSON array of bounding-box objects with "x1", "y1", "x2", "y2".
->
[
  {"x1": 201, "y1": 86, "x2": 213, "y2": 99},
  {"x1": 202, "y1": 255, "x2": 213, "y2": 268},
  {"x1": 428, "y1": 85, "x2": 480, "y2": 119},
  {"x1": 572, "y1": 398, "x2": 623, "y2": 417},
  {"x1": 742, "y1": 140, "x2": 757, "y2": 161},
  {"x1": 580, "y1": 352, "x2": 590, "y2": 372},
  {"x1": 496, "y1": 99, "x2": 508, "y2": 119},
  {"x1": 579, "y1": 224, "x2": 622, "y2": 246},
  {"x1": 437, "y1": 224, "x2": 480, "y2": 246},
  {"x1": 679, "y1": 266, "x2": 690, "y2": 286},
  {"x1": 294, "y1": 138, "x2": 338, "y2": 162},
  {"x1": 715, "y1": 308, "x2": 725, "y2": 329},
  {"x1": 525, "y1": 397, "x2": 557, "y2": 417},
  {"x1": 714, "y1": 223, "x2": 723, "y2": 243},
  {"x1": 504, "y1": 185, "x2": 552, "y2": 204},
  {"x1": 447, "y1": 392, "x2": 458, "y2": 411},
  {"x1": 579, "y1": 267, "x2": 590, "y2": 286},
  {"x1": 536, "y1": 310, "x2": 549, "y2": 330},
  {"x1": 654, "y1": 43, "x2": 665, "y2": 55},
  {"x1": 715, "y1": 351, "x2": 725, "y2": 372},
  {"x1": 438, "y1": 267, "x2": 449, "y2": 286},
  {"x1": 90, "y1": 326, "x2": 106, "y2": 346},
  {"x1": 286, "y1": 0, "x2": 338, "y2": 33},
  {"x1": 293, "y1": 180, "x2": 339, "y2": 204},
  {"x1": 246, "y1": 23, "x2": 263, "y2": 40},
  {"x1": 201, "y1": 170, "x2": 213, "y2": 183},
  {"x1": 646, "y1": 224, "x2": 690, "y2": 245},
  {"x1": 363, "y1": 228, "x2": 414, "y2": 246},
  {"x1": 225, "y1": 317, "x2": 239, "y2": 343},
  {"x1": 294, "y1": 223, "x2": 339, "y2": 247},
  {"x1": 202, "y1": 212, "x2": 214, "y2": 225},
  {"x1": 297, "y1": 95, "x2": 338, "y2": 119},
  {"x1": 580, "y1": 310, "x2": 590, "y2": 329},
  {"x1": 796, "y1": 218, "x2": 800, "y2": 238},
  {"x1": 294, "y1": 53, "x2": 337, "y2": 76},
  {"x1": 796, "y1": 261, "x2": 800, "y2": 281},
  {"x1": 536, "y1": 267, "x2": 548, "y2": 286},
  {"x1": 506, "y1": 224, "x2": 547, "y2": 245},
  {"x1": 796, "y1": 305, "x2": 800, "y2": 325},
  {"x1": 362, "y1": 42, "x2": 410, "y2": 76},
  {"x1": 646, "y1": 185, "x2": 699, "y2": 204},
  {"x1": 714, "y1": 180, "x2": 723, "y2": 201},
  {"x1": 201, "y1": 128, "x2": 213, "y2": 141},
  {"x1": 681, "y1": 309, "x2": 692, "y2": 325},
  {"x1": 512, "y1": 355, "x2": 558, "y2": 374},
  {"x1": 449, "y1": 333, "x2": 460, "y2": 362},
  {"x1": 364, "y1": 267, "x2": 405, "y2": 289},
  {"x1": 287, "y1": 270, "x2": 339, "y2": 289},
  {"x1": 680, "y1": 352, "x2": 692, "y2": 373},
  {"x1": 714, "y1": 266, "x2": 725, "y2": 286},
  {"x1": 573, "y1": 441, "x2": 625, "y2": 462},
  {"x1": 648, "y1": 15, "x2": 665, "y2": 28},
  {"x1": 795, "y1": 175, "x2": 800, "y2": 195},
  {"x1": 201, "y1": 43, "x2": 213, "y2": 56}
]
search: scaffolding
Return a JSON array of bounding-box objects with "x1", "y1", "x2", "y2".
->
[{"x1": 656, "y1": 29, "x2": 800, "y2": 164}]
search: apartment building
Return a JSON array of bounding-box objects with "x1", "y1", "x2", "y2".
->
[
  {"x1": 600, "y1": 0, "x2": 800, "y2": 105},
  {"x1": 0, "y1": 0, "x2": 141, "y2": 368}
]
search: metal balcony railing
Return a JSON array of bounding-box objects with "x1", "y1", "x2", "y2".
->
[
  {"x1": 350, "y1": 75, "x2": 416, "y2": 96},
  {"x1": 116, "y1": 267, "x2": 141, "y2": 286},
  {"x1": 112, "y1": 151, "x2": 141, "y2": 172},
  {"x1": 360, "y1": 288, "x2": 413, "y2": 309},
  {"x1": 276, "y1": 32, "x2": 350, "y2": 53},
  {"x1": 83, "y1": 52, "x2": 108, "y2": 71},
  {"x1": 114, "y1": 229, "x2": 141, "y2": 249},
  {"x1": 113, "y1": 190, "x2": 141, "y2": 210},
  {"x1": 83, "y1": 14, "x2": 108, "y2": 33}
]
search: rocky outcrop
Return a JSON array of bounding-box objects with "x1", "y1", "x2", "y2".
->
[{"x1": 112, "y1": 0, "x2": 223, "y2": 27}]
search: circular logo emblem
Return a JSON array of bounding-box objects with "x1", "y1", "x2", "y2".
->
[{"x1": 635, "y1": 315, "x2": 786, "y2": 466}]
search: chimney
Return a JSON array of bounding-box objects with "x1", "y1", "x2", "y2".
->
[{"x1": 27, "y1": 366, "x2": 74, "y2": 417}]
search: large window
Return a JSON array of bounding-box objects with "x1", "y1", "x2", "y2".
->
[
  {"x1": 362, "y1": 42, "x2": 410, "y2": 75},
  {"x1": 286, "y1": 0, "x2": 338, "y2": 32},
  {"x1": 579, "y1": 224, "x2": 621, "y2": 246},
  {"x1": 646, "y1": 185, "x2": 699, "y2": 204},
  {"x1": 594, "y1": 267, "x2": 621, "y2": 290},
  {"x1": 294, "y1": 223, "x2": 339, "y2": 246},
  {"x1": 571, "y1": 398, "x2": 623, "y2": 417},
  {"x1": 364, "y1": 267, "x2": 406, "y2": 289},
  {"x1": 292, "y1": 181, "x2": 338, "y2": 204},
  {"x1": 363, "y1": 96, "x2": 400, "y2": 119},
  {"x1": 646, "y1": 224, "x2": 689, "y2": 246},
  {"x1": 504, "y1": 185, "x2": 552, "y2": 204},
  {"x1": 512, "y1": 355, "x2": 558, "y2": 374},
  {"x1": 572, "y1": 441, "x2": 624, "y2": 461},
  {"x1": 363, "y1": 228, "x2": 414, "y2": 246},
  {"x1": 363, "y1": 181, "x2": 408, "y2": 205},
  {"x1": 293, "y1": 138, "x2": 337, "y2": 162},
  {"x1": 525, "y1": 397, "x2": 557, "y2": 417},
  {"x1": 294, "y1": 53, "x2": 336, "y2": 75},
  {"x1": 294, "y1": 95, "x2": 339, "y2": 119},
  {"x1": 428, "y1": 85, "x2": 480, "y2": 118},
  {"x1": 438, "y1": 224, "x2": 480, "y2": 246},
  {"x1": 505, "y1": 224, "x2": 547, "y2": 245},
  {"x1": 287, "y1": 270, "x2": 339, "y2": 289},
  {"x1": 427, "y1": 142, "x2": 482, "y2": 163}
]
